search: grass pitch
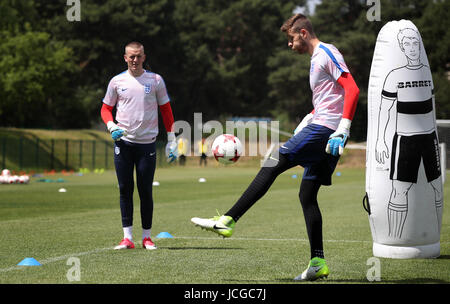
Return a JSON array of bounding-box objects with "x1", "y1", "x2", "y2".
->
[{"x1": 0, "y1": 164, "x2": 448, "y2": 285}]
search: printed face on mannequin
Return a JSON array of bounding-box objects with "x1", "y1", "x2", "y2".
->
[{"x1": 400, "y1": 37, "x2": 420, "y2": 61}]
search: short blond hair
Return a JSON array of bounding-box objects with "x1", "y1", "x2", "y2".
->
[{"x1": 125, "y1": 41, "x2": 144, "y2": 53}]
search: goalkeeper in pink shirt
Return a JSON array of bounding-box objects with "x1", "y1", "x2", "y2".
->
[
  {"x1": 191, "y1": 14, "x2": 359, "y2": 281},
  {"x1": 101, "y1": 42, "x2": 176, "y2": 251}
]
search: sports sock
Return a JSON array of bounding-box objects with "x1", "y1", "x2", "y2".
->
[
  {"x1": 142, "y1": 228, "x2": 151, "y2": 240},
  {"x1": 123, "y1": 226, "x2": 133, "y2": 241},
  {"x1": 225, "y1": 153, "x2": 295, "y2": 222},
  {"x1": 299, "y1": 179, "x2": 324, "y2": 260},
  {"x1": 312, "y1": 249, "x2": 325, "y2": 259},
  {"x1": 435, "y1": 202, "x2": 442, "y2": 233},
  {"x1": 387, "y1": 204, "x2": 407, "y2": 238}
]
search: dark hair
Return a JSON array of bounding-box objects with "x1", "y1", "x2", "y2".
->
[{"x1": 280, "y1": 14, "x2": 315, "y2": 37}]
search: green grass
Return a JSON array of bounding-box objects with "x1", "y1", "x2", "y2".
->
[{"x1": 0, "y1": 165, "x2": 449, "y2": 284}]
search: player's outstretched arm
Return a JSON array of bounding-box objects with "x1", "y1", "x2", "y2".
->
[{"x1": 326, "y1": 72, "x2": 359, "y2": 156}]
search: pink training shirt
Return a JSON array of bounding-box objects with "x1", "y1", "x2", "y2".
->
[
  {"x1": 103, "y1": 70, "x2": 170, "y2": 144},
  {"x1": 309, "y1": 42, "x2": 350, "y2": 131}
]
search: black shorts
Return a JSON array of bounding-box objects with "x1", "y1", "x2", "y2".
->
[{"x1": 390, "y1": 131, "x2": 441, "y2": 183}]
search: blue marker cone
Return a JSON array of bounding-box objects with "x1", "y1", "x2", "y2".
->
[
  {"x1": 17, "y1": 257, "x2": 41, "y2": 266},
  {"x1": 156, "y1": 232, "x2": 173, "y2": 239}
]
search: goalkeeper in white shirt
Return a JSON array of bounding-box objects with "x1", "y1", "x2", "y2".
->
[
  {"x1": 101, "y1": 41, "x2": 177, "y2": 250},
  {"x1": 191, "y1": 14, "x2": 359, "y2": 281}
]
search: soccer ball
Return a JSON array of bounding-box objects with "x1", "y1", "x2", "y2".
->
[{"x1": 211, "y1": 134, "x2": 243, "y2": 165}]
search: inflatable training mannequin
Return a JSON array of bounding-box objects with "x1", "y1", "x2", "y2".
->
[{"x1": 365, "y1": 20, "x2": 443, "y2": 259}]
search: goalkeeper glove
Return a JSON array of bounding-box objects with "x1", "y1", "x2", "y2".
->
[
  {"x1": 326, "y1": 118, "x2": 351, "y2": 156},
  {"x1": 294, "y1": 113, "x2": 314, "y2": 135},
  {"x1": 165, "y1": 132, "x2": 178, "y2": 163},
  {"x1": 107, "y1": 121, "x2": 127, "y2": 141}
]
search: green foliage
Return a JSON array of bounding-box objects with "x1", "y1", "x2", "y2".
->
[
  {"x1": 0, "y1": 28, "x2": 78, "y2": 128},
  {"x1": 415, "y1": 0, "x2": 450, "y2": 74},
  {"x1": 0, "y1": 0, "x2": 448, "y2": 140},
  {"x1": 169, "y1": 0, "x2": 300, "y2": 120},
  {"x1": 0, "y1": 0, "x2": 36, "y2": 32},
  {"x1": 432, "y1": 72, "x2": 450, "y2": 119},
  {"x1": 267, "y1": 49, "x2": 312, "y2": 126}
]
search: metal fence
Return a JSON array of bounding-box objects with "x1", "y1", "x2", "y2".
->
[
  {"x1": 0, "y1": 137, "x2": 167, "y2": 172},
  {"x1": 437, "y1": 124, "x2": 450, "y2": 171}
]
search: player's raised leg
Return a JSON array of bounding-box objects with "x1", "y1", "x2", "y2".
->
[
  {"x1": 191, "y1": 215, "x2": 236, "y2": 238},
  {"x1": 191, "y1": 153, "x2": 294, "y2": 237}
]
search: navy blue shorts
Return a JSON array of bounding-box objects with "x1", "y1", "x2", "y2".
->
[{"x1": 279, "y1": 124, "x2": 339, "y2": 186}]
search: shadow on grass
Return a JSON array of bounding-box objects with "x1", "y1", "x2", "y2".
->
[
  {"x1": 224, "y1": 277, "x2": 449, "y2": 284},
  {"x1": 158, "y1": 246, "x2": 243, "y2": 250},
  {"x1": 222, "y1": 278, "x2": 366, "y2": 283},
  {"x1": 437, "y1": 255, "x2": 450, "y2": 260},
  {"x1": 379, "y1": 278, "x2": 449, "y2": 284}
]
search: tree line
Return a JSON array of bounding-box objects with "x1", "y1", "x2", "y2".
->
[{"x1": 0, "y1": 0, "x2": 448, "y2": 141}]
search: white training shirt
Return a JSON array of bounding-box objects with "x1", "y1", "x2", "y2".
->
[
  {"x1": 381, "y1": 64, "x2": 435, "y2": 136},
  {"x1": 103, "y1": 70, "x2": 170, "y2": 144},
  {"x1": 309, "y1": 42, "x2": 349, "y2": 131}
]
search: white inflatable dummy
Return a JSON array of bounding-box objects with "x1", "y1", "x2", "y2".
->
[{"x1": 365, "y1": 20, "x2": 443, "y2": 258}]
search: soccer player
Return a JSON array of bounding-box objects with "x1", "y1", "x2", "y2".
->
[
  {"x1": 198, "y1": 138, "x2": 208, "y2": 166},
  {"x1": 101, "y1": 41, "x2": 177, "y2": 250},
  {"x1": 177, "y1": 137, "x2": 188, "y2": 166},
  {"x1": 191, "y1": 14, "x2": 359, "y2": 281}
]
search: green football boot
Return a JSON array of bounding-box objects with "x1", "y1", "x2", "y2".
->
[
  {"x1": 294, "y1": 257, "x2": 329, "y2": 281},
  {"x1": 191, "y1": 215, "x2": 235, "y2": 238}
]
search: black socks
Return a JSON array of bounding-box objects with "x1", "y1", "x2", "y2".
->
[
  {"x1": 224, "y1": 152, "x2": 325, "y2": 260},
  {"x1": 225, "y1": 153, "x2": 294, "y2": 221},
  {"x1": 299, "y1": 179, "x2": 324, "y2": 259}
]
